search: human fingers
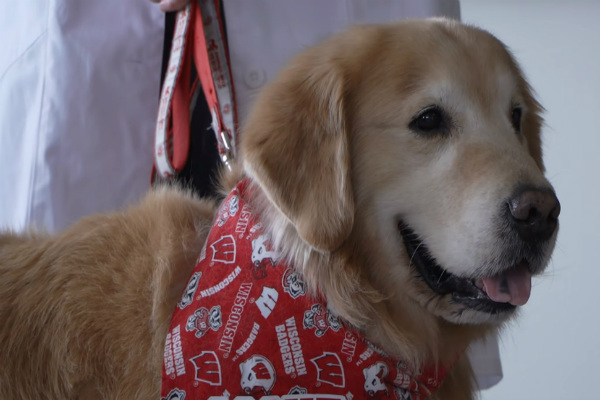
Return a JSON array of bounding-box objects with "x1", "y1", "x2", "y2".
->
[{"x1": 159, "y1": 0, "x2": 190, "y2": 12}]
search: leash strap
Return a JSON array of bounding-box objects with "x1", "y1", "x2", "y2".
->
[{"x1": 154, "y1": 0, "x2": 237, "y2": 179}]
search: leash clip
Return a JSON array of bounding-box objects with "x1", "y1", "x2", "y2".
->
[
  {"x1": 211, "y1": 107, "x2": 234, "y2": 171},
  {"x1": 219, "y1": 130, "x2": 233, "y2": 171}
]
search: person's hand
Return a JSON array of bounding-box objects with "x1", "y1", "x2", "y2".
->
[{"x1": 150, "y1": 0, "x2": 189, "y2": 12}]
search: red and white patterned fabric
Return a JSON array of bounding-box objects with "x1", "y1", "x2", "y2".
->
[{"x1": 161, "y1": 180, "x2": 450, "y2": 400}]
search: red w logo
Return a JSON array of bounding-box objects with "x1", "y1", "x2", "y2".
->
[
  {"x1": 310, "y1": 352, "x2": 345, "y2": 388},
  {"x1": 190, "y1": 351, "x2": 222, "y2": 386},
  {"x1": 210, "y1": 235, "x2": 236, "y2": 264}
]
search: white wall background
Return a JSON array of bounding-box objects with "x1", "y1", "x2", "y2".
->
[{"x1": 460, "y1": 1, "x2": 600, "y2": 399}]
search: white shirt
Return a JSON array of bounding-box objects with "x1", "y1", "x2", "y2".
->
[{"x1": 0, "y1": 0, "x2": 164, "y2": 232}]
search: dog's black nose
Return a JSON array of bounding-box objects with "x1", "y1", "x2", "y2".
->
[{"x1": 508, "y1": 187, "x2": 560, "y2": 242}]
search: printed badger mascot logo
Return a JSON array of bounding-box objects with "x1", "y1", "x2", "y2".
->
[
  {"x1": 185, "y1": 306, "x2": 222, "y2": 338},
  {"x1": 216, "y1": 194, "x2": 239, "y2": 227},
  {"x1": 239, "y1": 354, "x2": 276, "y2": 395},
  {"x1": 363, "y1": 361, "x2": 390, "y2": 396},
  {"x1": 282, "y1": 268, "x2": 306, "y2": 299},
  {"x1": 161, "y1": 388, "x2": 186, "y2": 400},
  {"x1": 303, "y1": 303, "x2": 342, "y2": 337},
  {"x1": 178, "y1": 272, "x2": 201, "y2": 309},
  {"x1": 251, "y1": 234, "x2": 279, "y2": 266},
  {"x1": 250, "y1": 234, "x2": 279, "y2": 279}
]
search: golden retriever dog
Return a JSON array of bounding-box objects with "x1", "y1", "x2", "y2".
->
[{"x1": 0, "y1": 18, "x2": 560, "y2": 400}]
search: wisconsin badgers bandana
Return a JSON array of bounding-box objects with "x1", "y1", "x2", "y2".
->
[{"x1": 161, "y1": 180, "x2": 449, "y2": 400}]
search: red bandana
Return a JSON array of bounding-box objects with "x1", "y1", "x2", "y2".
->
[{"x1": 161, "y1": 181, "x2": 448, "y2": 400}]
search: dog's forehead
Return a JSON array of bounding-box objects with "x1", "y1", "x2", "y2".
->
[
  {"x1": 388, "y1": 20, "x2": 521, "y2": 107},
  {"x1": 344, "y1": 21, "x2": 524, "y2": 130},
  {"x1": 423, "y1": 68, "x2": 519, "y2": 120}
]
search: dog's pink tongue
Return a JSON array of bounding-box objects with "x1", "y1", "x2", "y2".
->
[{"x1": 481, "y1": 264, "x2": 532, "y2": 306}]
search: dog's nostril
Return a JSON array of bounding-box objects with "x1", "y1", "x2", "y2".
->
[{"x1": 508, "y1": 188, "x2": 560, "y2": 242}]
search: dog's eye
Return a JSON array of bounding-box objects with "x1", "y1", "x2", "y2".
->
[
  {"x1": 409, "y1": 106, "x2": 447, "y2": 136},
  {"x1": 511, "y1": 106, "x2": 522, "y2": 133}
]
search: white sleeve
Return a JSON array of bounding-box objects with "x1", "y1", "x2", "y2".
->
[{"x1": 0, "y1": 0, "x2": 164, "y2": 232}]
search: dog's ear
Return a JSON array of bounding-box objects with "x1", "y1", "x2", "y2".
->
[{"x1": 242, "y1": 55, "x2": 353, "y2": 252}]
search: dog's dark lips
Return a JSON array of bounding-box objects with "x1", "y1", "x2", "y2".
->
[{"x1": 398, "y1": 222, "x2": 516, "y2": 314}]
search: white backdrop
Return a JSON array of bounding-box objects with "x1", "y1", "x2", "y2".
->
[{"x1": 461, "y1": 1, "x2": 600, "y2": 399}]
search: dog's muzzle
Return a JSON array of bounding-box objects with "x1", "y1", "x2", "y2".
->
[{"x1": 399, "y1": 185, "x2": 560, "y2": 316}]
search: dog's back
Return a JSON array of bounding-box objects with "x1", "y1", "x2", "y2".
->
[{"x1": 0, "y1": 188, "x2": 216, "y2": 399}]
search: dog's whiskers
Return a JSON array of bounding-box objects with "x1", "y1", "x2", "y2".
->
[
  {"x1": 408, "y1": 240, "x2": 426, "y2": 268},
  {"x1": 436, "y1": 269, "x2": 446, "y2": 285}
]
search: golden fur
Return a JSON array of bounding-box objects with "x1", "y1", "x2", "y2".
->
[{"x1": 0, "y1": 19, "x2": 558, "y2": 399}]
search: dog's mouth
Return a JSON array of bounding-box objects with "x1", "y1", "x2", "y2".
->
[{"x1": 399, "y1": 223, "x2": 532, "y2": 315}]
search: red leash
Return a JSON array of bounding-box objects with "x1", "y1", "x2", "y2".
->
[{"x1": 154, "y1": 0, "x2": 237, "y2": 179}]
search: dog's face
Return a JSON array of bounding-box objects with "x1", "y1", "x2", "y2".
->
[{"x1": 242, "y1": 19, "x2": 559, "y2": 327}]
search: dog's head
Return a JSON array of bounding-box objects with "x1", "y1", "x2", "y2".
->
[{"x1": 241, "y1": 19, "x2": 559, "y2": 327}]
